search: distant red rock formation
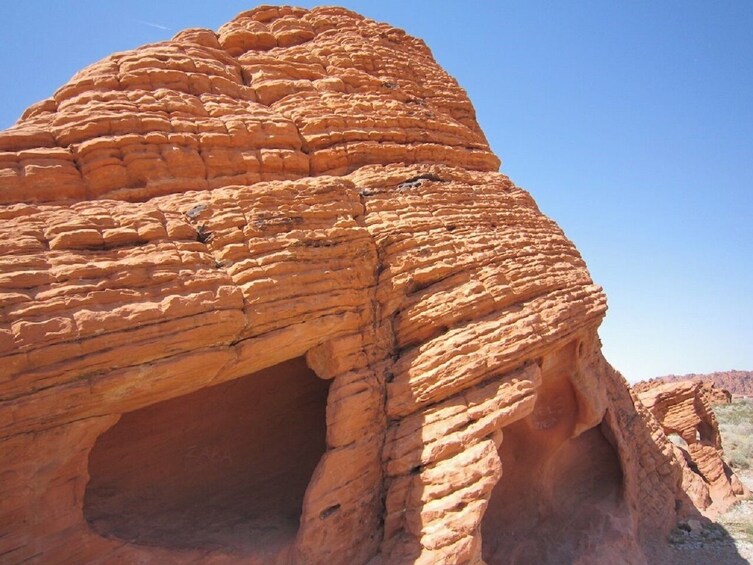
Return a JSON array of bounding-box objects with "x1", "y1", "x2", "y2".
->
[{"x1": 639, "y1": 370, "x2": 753, "y2": 398}]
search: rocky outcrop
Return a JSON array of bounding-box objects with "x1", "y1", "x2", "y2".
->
[
  {"x1": 642, "y1": 371, "x2": 753, "y2": 398},
  {"x1": 635, "y1": 380, "x2": 749, "y2": 517},
  {"x1": 0, "y1": 6, "x2": 497, "y2": 204},
  {"x1": 701, "y1": 382, "x2": 733, "y2": 406},
  {"x1": 0, "y1": 5, "x2": 715, "y2": 565}
]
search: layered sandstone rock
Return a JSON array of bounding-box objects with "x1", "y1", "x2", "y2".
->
[
  {"x1": 701, "y1": 382, "x2": 733, "y2": 406},
  {"x1": 643, "y1": 370, "x2": 753, "y2": 398},
  {"x1": 0, "y1": 5, "x2": 705, "y2": 565},
  {"x1": 635, "y1": 380, "x2": 749, "y2": 516}
]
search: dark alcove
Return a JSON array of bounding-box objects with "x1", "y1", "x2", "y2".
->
[{"x1": 84, "y1": 356, "x2": 330, "y2": 558}]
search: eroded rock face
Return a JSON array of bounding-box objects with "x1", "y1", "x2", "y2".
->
[
  {"x1": 0, "y1": 6, "x2": 693, "y2": 564},
  {"x1": 643, "y1": 370, "x2": 752, "y2": 398},
  {"x1": 635, "y1": 380, "x2": 749, "y2": 517},
  {"x1": 701, "y1": 382, "x2": 733, "y2": 406}
]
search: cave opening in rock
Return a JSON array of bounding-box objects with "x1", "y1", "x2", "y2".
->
[
  {"x1": 481, "y1": 419, "x2": 627, "y2": 565},
  {"x1": 84, "y1": 356, "x2": 330, "y2": 557},
  {"x1": 481, "y1": 343, "x2": 630, "y2": 564},
  {"x1": 697, "y1": 419, "x2": 717, "y2": 446}
]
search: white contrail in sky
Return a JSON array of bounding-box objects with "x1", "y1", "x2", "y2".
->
[{"x1": 133, "y1": 19, "x2": 171, "y2": 31}]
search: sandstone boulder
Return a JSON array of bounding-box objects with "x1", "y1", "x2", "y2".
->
[{"x1": 0, "y1": 6, "x2": 710, "y2": 564}]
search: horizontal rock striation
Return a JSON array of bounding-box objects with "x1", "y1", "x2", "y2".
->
[
  {"x1": 0, "y1": 6, "x2": 497, "y2": 204},
  {"x1": 635, "y1": 380, "x2": 749, "y2": 517},
  {"x1": 0, "y1": 5, "x2": 714, "y2": 565}
]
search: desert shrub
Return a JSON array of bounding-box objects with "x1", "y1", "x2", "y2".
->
[
  {"x1": 729, "y1": 452, "x2": 750, "y2": 470},
  {"x1": 714, "y1": 399, "x2": 753, "y2": 470}
]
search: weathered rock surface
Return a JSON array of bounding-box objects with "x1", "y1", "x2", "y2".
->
[
  {"x1": 0, "y1": 5, "x2": 734, "y2": 565},
  {"x1": 635, "y1": 380, "x2": 749, "y2": 517},
  {"x1": 701, "y1": 382, "x2": 733, "y2": 406},
  {"x1": 642, "y1": 370, "x2": 753, "y2": 398}
]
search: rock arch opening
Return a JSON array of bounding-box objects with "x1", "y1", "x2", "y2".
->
[
  {"x1": 84, "y1": 356, "x2": 330, "y2": 557},
  {"x1": 697, "y1": 419, "x2": 717, "y2": 446}
]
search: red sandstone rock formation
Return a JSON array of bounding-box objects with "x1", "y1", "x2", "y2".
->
[
  {"x1": 701, "y1": 382, "x2": 733, "y2": 406},
  {"x1": 0, "y1": 5, "x2": 718, "y2": 565},
  {"x1": 635, "y1": 380, "x2": 748, "y2": 517},
  {"x1": 642, "y1": 370, "x2": 753, "y2": 398}
]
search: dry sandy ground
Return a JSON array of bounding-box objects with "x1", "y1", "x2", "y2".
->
[{"x1": 668, "y1": 470, "x2": 753, "y2": 564}]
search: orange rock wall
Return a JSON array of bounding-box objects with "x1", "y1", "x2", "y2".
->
[{"x1": 1, "y1": 6, "x2": 688, "y2": 565}]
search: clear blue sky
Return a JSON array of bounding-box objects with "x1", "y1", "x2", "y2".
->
[{"x1": 1, "y1": 2, "x2": 751, "y2": 382}]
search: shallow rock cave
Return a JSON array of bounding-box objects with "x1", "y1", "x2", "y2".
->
[
  {"x1": 84, "y1": 356, "x2": 330, "y2": 557},
  {"x1": 482, "y1": 421, "x2": 627, "y2": 564},
  {"x1": 481, "y1": 346, "x2": 629, "y2": 564}
]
